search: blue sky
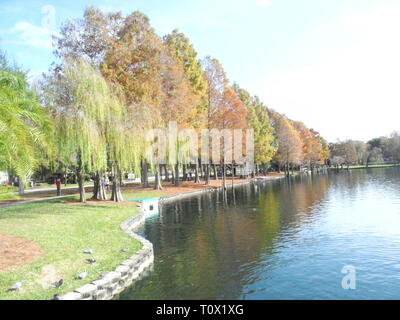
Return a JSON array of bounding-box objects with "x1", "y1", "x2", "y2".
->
[{"x1": 1, "y1": 0, "x2": 400, "y2": 142}]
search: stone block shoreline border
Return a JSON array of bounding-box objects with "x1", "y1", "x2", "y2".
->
[
  {"x1": 59, "y1": 175, "x2": 284, "y2": 300},
  {"x1": 59, "y1": 211, "x2": 154, "y2": 300}
]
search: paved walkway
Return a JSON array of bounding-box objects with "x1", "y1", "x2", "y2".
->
[
  {"x1": 0, "y1": 194, "x2": 75, "y2": 209},
  {"x1": 12, "y1": 185, "x2": 93, "y2": 195}
]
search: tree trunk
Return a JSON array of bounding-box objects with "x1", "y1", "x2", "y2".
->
[
  {"x1": 213, "y1": 164, "x2": 218, "y2": 180},
  {"x1": 111, "y1": 165, "x2": 123, "y2": 202},
  {"x1": 18, "y1": 176, "x2": 25, "y2": 195},
  {"x1": 92, "y1": 172, "x2": 98, "y2": 200},
  {"x1": 98, "y1": 173, "x2": 107, "y2": 200},
  {"x1": 205, "y1": 164, "x2": 210, "y2": 185},
  {"x1": 64, "y1": 166, "x2": 68, "y2": 187},
  {"x1": 231, "y1": 164, "x2": 234, "y2": 187},
  {"x1": 195, "y1": 161, "x2": 200, "y2": 183},
  {"x1": 183, "y1": 165, "x2": 187, "y2": 181},
  {"x1": 76, "y1": 152, "x2": 86, "y2": 203},
  {"x1": 222, "y1": 163, "x2": 227, "y2": 190},
  {"x1": 92, "y1": 170, "x2": 107, "y2": 200},
  {"x1": 141, "y1": 160, "x2": 149, "y2": 188},
  {"x1": 77, "y1": 173, "x2": 86, "y2": 203},
  {"x1": 164, "y1": 164, "x2": 170, "y2": 182},
  {"x1": 154, "y1": 164, "x2": 163, "y2": 190},
  {"x1": 174, "y1": 163, "x2": 180, "y2": 187}
]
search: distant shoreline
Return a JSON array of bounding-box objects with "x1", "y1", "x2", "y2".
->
[{"x1": 328, "y1": 164, "x2": 400, "y2": 170}]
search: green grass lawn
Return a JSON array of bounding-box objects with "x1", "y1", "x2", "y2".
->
[
  {"x1": 0, "y1": 186, "x2": 20, "y2": 201},
  {"x1": 0, "y1": 197, "x2": 142, "y2": 300},
  {"x1": 0, "y1": 193, "x2": 21, "y2": 201}
]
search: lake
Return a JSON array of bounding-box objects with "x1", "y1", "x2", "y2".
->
[{"x1": 120, "y1": 167, "x2": 400, "y2": 299}]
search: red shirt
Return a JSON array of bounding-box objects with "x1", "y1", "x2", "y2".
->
[{"x1": 56, "y1": 180, "x2": 61, "y2": 188}]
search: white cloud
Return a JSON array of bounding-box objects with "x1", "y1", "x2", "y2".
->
[
  {"x1": 1, "y1": 21, "x2": 57, "y2": 50},
  {"x1": 255, "y1": 2, "x2": 400, "y2": 142}
]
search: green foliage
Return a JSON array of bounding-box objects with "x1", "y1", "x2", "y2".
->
[
  {"x1": 0, "y1": 55, "x2": 54, "y2": 181},
  {"x1": 234, "y1": 85, "x2": 277, "y2": 164},
  {"x1": 164, "y1": 30, "x2": 208, "y2": 121}
]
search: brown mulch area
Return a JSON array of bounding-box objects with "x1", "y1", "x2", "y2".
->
[
  {"x1": 65, "y1": 174, "x2": 284, "y2": 205},
  {"x1": 0, "y1": 233, "x2": 43, "y2": 271},
  {"x1": 60, "y1": 176, "x2": 283, "y2": 205},
  {"x1": 144, "y1": 179, "x2": 251, "y2": 196},
  {"x1": 123, "y1": 173, "x2": 284, "y2": 197}
]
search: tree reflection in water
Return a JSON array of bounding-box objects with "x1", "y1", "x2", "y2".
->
[{"x1": 120, "y1": 173, "x2": 331, "y2": 300}]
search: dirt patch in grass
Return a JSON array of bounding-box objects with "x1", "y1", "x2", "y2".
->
[
  {"x1": 122, "y1": 175, "x2": 283, "y2": 197},
  {"x1": 0, "y1": 233, "x2": 43, "y2": 271}
]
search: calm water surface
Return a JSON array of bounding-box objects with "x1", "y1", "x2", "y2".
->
[{"x1": 120, "y1": 167, "x2": 400, "y2": 299}]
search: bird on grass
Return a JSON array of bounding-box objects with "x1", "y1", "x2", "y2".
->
[
  {"x1": 120, "y1": 248, "x2": 130, "y2": 253},
  {"x1": 52, "y1": 279, "x2": 64, "y2": 288},
  {"x1": 85, "y1": 258, "x2": 96, "y2": 264},
  {"x1": 83, "y1": 249, "x2": 93, "y2": 254},
  {"x1": 76, "y1": 270, "x2": 88, "y2": 280},
  {"x1": 8, "y1": 281, "x2": 25, "y2": 291}
]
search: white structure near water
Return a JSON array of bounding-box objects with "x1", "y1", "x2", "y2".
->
[{"x1": 140, "y1": 198, "x2": 159, "y2": 217}]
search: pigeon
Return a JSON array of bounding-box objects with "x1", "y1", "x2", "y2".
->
[
  {"x1": 8, "y1": 281, "x2": 24, "y2": 291},
  {"x1": 83, "y1": 249, "x2": 93, "y2": 254},
  {"x1": 85, "y1": 258, "x2": 96, "y2": 264},
  {"x1": 53, "y1": 294, "x2": 62, "y2": 300},
  {"x1": 52, "y1": 279, "x2": 64, "y2": 288},
  {"x1": 76, "y1": 270, "x2": 88, "y2": 280},
  {"x1": 120, "y1": 248, "x2": 130, "y2": 253}
]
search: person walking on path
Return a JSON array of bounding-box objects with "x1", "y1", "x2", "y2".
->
[
  {"x1": 104, "y1": 175, "x2": 110, "y2": 191},
  {"x1": 55, "y1": 178, "x2": 62, "y2": 196}
]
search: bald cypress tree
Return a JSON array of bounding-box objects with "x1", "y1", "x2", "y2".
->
[{"x1": 164, "y1": 29, "x2": 208, "y2": 128}]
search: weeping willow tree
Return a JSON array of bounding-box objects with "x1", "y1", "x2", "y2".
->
[
  {"x1": 42, "y1": 59, "x2": 105, "y2": 202},
  {"x1": 106, "y1": 96, "x2": 151, "y2": 202},
  {"x1": 0, "y1": 57, "x2": 53, "y2": 194},
  {"x1": 45, "y1": 59, "x2": 109, "y2": 202},
  {"x1": 42, "y1": 58, "x2": 147, "y2": 202},
  {"x1": 126, "y1": 101, "x2": 162, "y2": 191}
]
